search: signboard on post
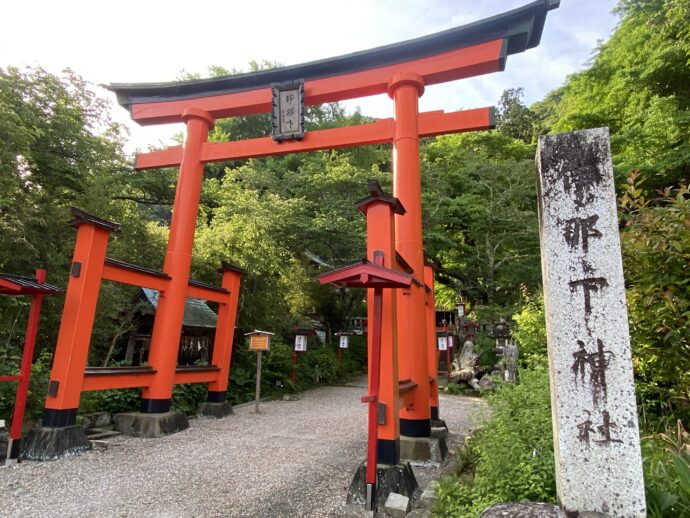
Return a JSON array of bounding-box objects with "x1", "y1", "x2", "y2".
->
[
  {"x1": 294, "y1": 334, "x2": 308, "y2": 352},
  {"x1": 249, "y1": 333, "x2": 271, "y2": 352},
  {"x1": 271, "y1": 80, "x2": 305, "y2": 142},
  {"x1": 437, "y1": 336, "x2": 448, "y2": 351},
  {"x1": 339, "y1": 335, "x2": 349, "y2": 349},
  {"x1": 245, "y1": 330, "x2": 274, "y2": 414}
]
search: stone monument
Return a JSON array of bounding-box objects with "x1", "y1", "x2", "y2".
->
[{"x1": 537, "y1": 128, "x2": 646, "y2": 516}]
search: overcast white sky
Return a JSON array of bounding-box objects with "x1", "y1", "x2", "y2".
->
[{"x1": 2, "y1": 0, "x2": 620, "y2": 153}]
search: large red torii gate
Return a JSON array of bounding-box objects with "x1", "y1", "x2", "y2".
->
[
  {"x1": 35, "y1": 0, "x2": 557, "y2": 477},
  {"x1": 107, "y1": 0, "x2": 557, "y2": 425}
]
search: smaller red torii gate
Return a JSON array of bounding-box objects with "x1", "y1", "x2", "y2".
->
[
  {"x1": 24, "y1": 209, "x2": 243, "y2": 459},
  {"x1": 0, "y1": 270, "x2": 61, "y2": 464}
]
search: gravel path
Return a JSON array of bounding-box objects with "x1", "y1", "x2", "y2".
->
[{"x1": 1, "y1": 380, "x2": 484, "y2": 518}]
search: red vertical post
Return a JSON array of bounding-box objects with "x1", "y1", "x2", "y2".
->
[
  {"x1": 142, "y1": 108, "x2": 214, "y2": 413},
  {"x1": 6, "y1": 270, "x2": 46, "y2": 461},
  {"x1": 207, "y1": 264, "x2": 243, "y2": 403},
  {"x1": 364, "y1": 283, "x2": 384, "y2": 510},
  {"x1": 423, "y1": 264, "x2": 440, "y2": 420},
  {"x1": 389, "y1": 72, "x2": 431, "y2": 438},
  {"x1": 44, "y1": 217, "x2": 115, "y2": 427},
  {"x1": 445, "y1": 324, "x2": 451, "y2": 383},
  {"x1": 338, "y1": 346, "x2": 342, "y2": 371},
  {"x1": 359, "y1": 190, "x2": 403, "y2": 467}
]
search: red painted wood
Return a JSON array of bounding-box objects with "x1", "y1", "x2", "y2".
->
[
  {"x1": 128, "y1": 40, "x2": 503, "y2": 125},
  {"x1": 291, "y1": 350, "x2": 297, "y2": 385},
  {"x1": 101, "y1": 263, "x2": 170, "y2": 292},
  {"x1": 366, "y1": 286, "x2": 384, "y2": 487},
  {"x1": 10, "y1": 289, "x2": 44, "y2": 440},
  {"x1": 134, "y1": 107, "x2": 492, "y2": 170}
]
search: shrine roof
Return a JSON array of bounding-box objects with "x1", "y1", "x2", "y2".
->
[
  {"x1": 319, "y1": 260, "x2": 413, "y2": 289},
  {"x1": 0, "y1": 274, "x2": 62, "y2": 296},
  {"x1": 356, "y1": 180, "x2": 406, "y2": 215},
  {"x1": 140, "y1": 288, "x2": 218, "y2": 329},
  {"x1": 107, "y1": 0, "x2": 559, "y2": 109}
]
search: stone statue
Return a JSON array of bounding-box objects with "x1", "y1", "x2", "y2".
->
[{"x1": 449, "y1": 340, "x2": 480, "y2": 388}]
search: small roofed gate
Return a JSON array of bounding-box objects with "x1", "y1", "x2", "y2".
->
[{"x1": 34, "y1": 0, "x2": 558, "y2": 471}]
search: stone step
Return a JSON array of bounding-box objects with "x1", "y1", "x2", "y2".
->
[
  {"x1": 87, "y1": 429, "x2": 122, "y2": 440},
  {"x1": 87, "y1": 424, "x2": 114, "y2": 431}
]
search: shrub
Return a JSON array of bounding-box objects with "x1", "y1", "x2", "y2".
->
[
  {"x1": 79, "y1": 388, "x2": 140, "y2": 415},
  {"x1": 433, "y1": 366, "x2": 556, "y2": 517},
  {"x1": 295, "y1": 345, "x2": 338, "y2": 389},
  {"x1": 172, "y1": 383, "x2": 207, "y2": 415},
  {"x1": 620, "y1": 176, "x2": 690, "y2": 425},
  {"x1": 512, "y1": 290, "x2": 548, "y2": 369},
  {"x1": 0, "y1": 348, "x2": 52, "y2": 424},
  {"x1": 642, "y1": 420, "x2": 690, "y2": 517}
]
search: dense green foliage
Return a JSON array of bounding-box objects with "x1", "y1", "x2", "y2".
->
[
  {"x1": 620, "y1": 173, "x2": 690, "y2": 424},
  {"x1": 434, "y1": 367, "x2": 555, "y2": 517},
  {"x1": 511, "y1": 290, "x2": 548, "y2": 369},
  {"x1": 534, "y1": 0, "x2": 690, "y2": 188},
  {"x1": 422, "y1": 131, "x2": 541, "y2": 307}
]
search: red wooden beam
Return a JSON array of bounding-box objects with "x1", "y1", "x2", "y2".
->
[
  {"x1": 102, "y1": 262, "x2": 170, "y2": 292},
  {"x1": 173, "y1": 366, "x2": 220, "y2": 385},
  {"x1": 82, "y1": 371, "x2": 156, "y2": 391},
  {"x1": 128, "y1": 40, "x2": 503, "y2": 125},
  {"x1": 187, "y1": 284, "x2": 229, "y2": 304},
  {"x1": 0, "y1": 278, "x2": 22, "y2": 292},
  {"x1": 135, "y1": 107, "x2": 493, "y2": 170}
]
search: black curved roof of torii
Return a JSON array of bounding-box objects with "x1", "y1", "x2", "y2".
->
[{"x1": 107, "y1": 0, "x2": 559, "y2": 108}]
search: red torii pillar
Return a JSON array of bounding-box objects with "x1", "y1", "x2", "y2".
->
[
  {"x1": 389, "y1": 73, "x2": 431, "y2": 437},
  {"x1": 205, "y1": 262, "x2": 244, "y2": 409},
  {"x1": 319, "y1": 180, "x2": 414, "y2": 510},
  {"x1": 141, "y1": 108, "x2": 214, "y2": 413},
  {"x1": 0, "y1": 269, "x2": 61, "y2": 464},
  {"x1": 424, "y1": 263, "x2": 440, "y2": 421},
  {"x1": 43, "y1": 214, "x2": 118, "y2": 428}
]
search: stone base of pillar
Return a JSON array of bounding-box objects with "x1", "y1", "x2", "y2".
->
[
  {"x1": 113, "y1": 411, "x2": 189, "y2": 438},
  {"x1": 197, "y1": 401, "x2": 234, "y2": 419},
  {"x1": 431, "y1": 424, "x2": 448, "y2": 440},
  {"x1": 431, "y1": 418, "x2": 448, "y2": 432},
  {"x1": 21, "y1": 425, "x2": 91, "y2": 461},
  {"x1": 346, "y1": 461, "x2": 419, "y2": 512},
  {"x1": 400, "y1": 435, "x2": 448, "y2": 464}
]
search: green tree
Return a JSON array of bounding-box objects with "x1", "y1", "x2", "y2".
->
[
  {"x1": 535, "y1": 0, "x2": 690, "y2": 188},
  {"x1": 421, "y1": 131, "x2": 541, "y2": 307},
  {"x1": 495, "y1": 88, "x2": 539, "y2": 144}
]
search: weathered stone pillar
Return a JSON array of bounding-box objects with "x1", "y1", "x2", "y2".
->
[{"x1": 536, "y1": 128, "x2": 646, "y2": 517}]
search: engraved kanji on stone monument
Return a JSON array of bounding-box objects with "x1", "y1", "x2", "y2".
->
[
  {"x1": 271, "y1": 80, "x2": 305, "y2": 142},
  {"x1": 537, "y1": 128, "x2": 646, "y2": 517}
]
